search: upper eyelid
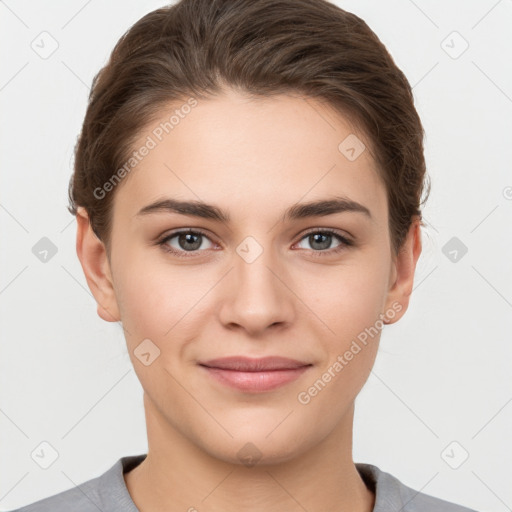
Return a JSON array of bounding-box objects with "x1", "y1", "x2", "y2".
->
[{"x1": 160, "y1": 228, "x2": 216, "y2": 244}]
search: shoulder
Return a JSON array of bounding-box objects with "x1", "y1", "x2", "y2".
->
[
  {"x1": 7, "y1": 455, "x2": 145, "y2": 512},
  {"x1": 7, "y1": 474, "x2": 103, "y2": 512},
  {"x1": 356, "y1": 463, "x2": 480, "y2": 512}
]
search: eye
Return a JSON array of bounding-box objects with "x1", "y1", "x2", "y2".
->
[
  {"x1": 294, "y1": 229, "x2": 353, "y2": 256},
  {"x1": 158, "y1": 229, "x2": 216, "y2": 257},
  {"x1": 157, "y1": 227, "x2": 353, "y2": 259}
]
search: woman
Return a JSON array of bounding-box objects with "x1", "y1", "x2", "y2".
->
[{"x1": 11, "y1": 0, "x2": 479, "y2": 510}]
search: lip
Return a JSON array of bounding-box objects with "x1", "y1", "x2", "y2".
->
[
  {"x1": 198, "y1": 356, "x2": 312, "y2": 392},
  {"x1": 200, "y1": 356, "x2": 310, "y2": 371}
]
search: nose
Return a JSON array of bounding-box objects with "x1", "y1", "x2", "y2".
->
[{"x1": 217, "y1": 239, "x2": 296, "y2": 336}]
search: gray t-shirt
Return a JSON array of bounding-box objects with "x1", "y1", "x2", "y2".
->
[{"x1": 9, "y1": 453, "x2": 478, "y2": 511}]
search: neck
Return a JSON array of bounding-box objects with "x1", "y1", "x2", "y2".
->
[{"x1": 124, "y1": 395, "x2": 375, "y2": 512}]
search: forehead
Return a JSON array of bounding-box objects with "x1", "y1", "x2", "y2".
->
[{"x1": 112, "y1": 90, "x2": 387, "y2": 225}]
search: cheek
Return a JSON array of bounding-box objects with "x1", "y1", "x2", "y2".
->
[
  {"x1": 298, "y1": 269, "x2": 385, "y2": 412},
  {"x1": 299, "y1": 260, "x2": 387, "y2": 401},
  {"x1": 303, "y1": 260, "x2": 389, "y2": 338},
  {"x1": 113, "y1": 253, "x2": 215, "y2": 351},
  {"x1": 112, "y1": 252, "x2": 176, "y2": 341}
]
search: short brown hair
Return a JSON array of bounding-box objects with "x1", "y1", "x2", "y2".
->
[{"x1": 68, "y1": 0, "x2": 430, "y2": 257}]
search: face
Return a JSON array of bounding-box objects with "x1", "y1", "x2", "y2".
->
[{"x1": 80, "y1": 88, "x2": 419, "y2": 466}]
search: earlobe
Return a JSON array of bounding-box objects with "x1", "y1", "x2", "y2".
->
[
  {"x1": 383, "y1": 218, "x2": 423, "y2": 325},
  {"x1": 75, "y1": 207, "x2": 121, "y2": 323}
]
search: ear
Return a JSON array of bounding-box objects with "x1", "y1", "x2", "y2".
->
[
  {"x1": 382, "y1": 217, "x2": 423, "y2": 324},
  {"x1": 75, "y1": 207, "x2": 121, "y2": 323}
]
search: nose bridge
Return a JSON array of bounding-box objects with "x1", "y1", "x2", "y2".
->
[{"x1": 235, "y1": 233, "x2": 286, "y2": 300}]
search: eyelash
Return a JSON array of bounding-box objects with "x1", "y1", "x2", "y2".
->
[{"x1": 157, "y1": 228, "x2": 353, "y2": 259}]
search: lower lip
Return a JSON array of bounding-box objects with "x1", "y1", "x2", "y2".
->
[{"x1": 200, "y1": 365, "x2": 311, "y2": 392}]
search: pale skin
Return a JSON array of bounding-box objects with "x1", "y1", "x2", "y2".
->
[{"x1": 76, "y1": 87, "x2": 422, "y2": 512}]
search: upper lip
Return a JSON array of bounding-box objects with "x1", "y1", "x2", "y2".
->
[{"x1": 199, "y1": 356, "x2": 312, "y2": 372}]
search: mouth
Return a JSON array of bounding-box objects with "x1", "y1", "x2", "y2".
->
[{"x1": 198, "y1": 356, "x2": 313, "y2": 392}]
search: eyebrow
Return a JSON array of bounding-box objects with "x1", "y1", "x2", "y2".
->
[{"x1": 136, "y1": 195, "x2": 372, "y2": 223}]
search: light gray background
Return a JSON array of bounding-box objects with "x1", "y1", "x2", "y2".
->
[{"x1": 1, "y1": 1, "x2": 511, "y2": 510}]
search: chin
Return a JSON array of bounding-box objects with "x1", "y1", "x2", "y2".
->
[{"x1": 197, "y1": 426, "x2": 313, "y2": 468}]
